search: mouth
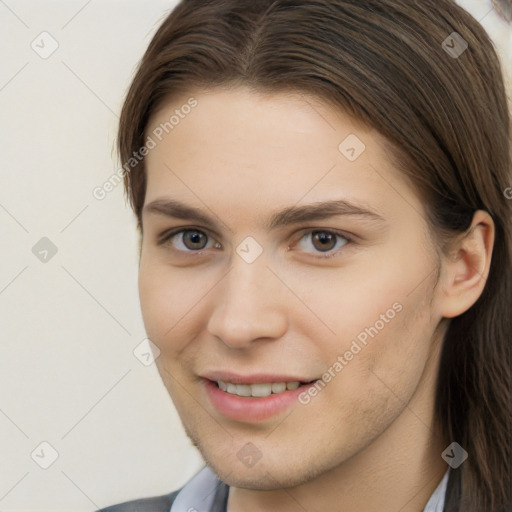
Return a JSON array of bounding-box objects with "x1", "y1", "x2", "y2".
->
[
  {"x1": 202, "y1": 375, "x2": 319, "y2": 422},
  {"x1": 213, "y1": 379, "x2": 316, "y2": 398},
  {"x1": 200, "y1": 371, "x2": 320, "y2": 421}
]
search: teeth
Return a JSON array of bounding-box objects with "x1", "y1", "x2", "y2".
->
[
  {"x1": 217, "y1": 380, "x2": 302, "y2": 397},
  {"x1": 271, "y1": 382, "x2": 286, "y2": 393},
  {"x1": 235, "y1": 384, "x2": 252, "y2": 397}
]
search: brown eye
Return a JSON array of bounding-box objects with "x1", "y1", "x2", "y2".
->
[
  {"x1": 294, "y1": 229, "x2": 350, "y2": 258},
  {"x1": 311, "y1": 231, "x2": 337, "y2": 252},
  {"x1": 160, "y1": 228, "x2": 220, "y2": 252},
  {"x1": 181, "y1": 230, "x2": 208, "y2": 250}
]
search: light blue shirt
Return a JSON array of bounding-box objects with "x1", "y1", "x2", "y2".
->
[{"x1": 169, "y1": 466, "x2": 450, "y2": 512}]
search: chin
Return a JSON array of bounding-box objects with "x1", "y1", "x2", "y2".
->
[
  {"x1": 202, "y1": 444, "x2": 328, "y2": 491},
  {"x1": 209, "y1": 463, "x2": 308, "y2": 491}
]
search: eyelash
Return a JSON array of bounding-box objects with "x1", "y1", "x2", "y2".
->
[{"x1": 157, "y1": 227, "x2": 352, "y2": 259}]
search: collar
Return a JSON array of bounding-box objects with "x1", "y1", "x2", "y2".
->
[
  {"x1": 169, "y1": 466, "x2": 223, "y2": 512},
  {"x1": 170, "y1": 466, "x2": 452, "y2": 512},
  {"x1": 423, "y1": 469, "x2": 450, "y2": 512}
]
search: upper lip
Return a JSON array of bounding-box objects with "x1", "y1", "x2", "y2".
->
[{"x1": 201, "y1": 371, "x2": 316, "y2": 384}]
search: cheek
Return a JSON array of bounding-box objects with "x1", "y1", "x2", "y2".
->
[
  {"x1": 324, "y1": 278, "x2": 437, "y2": 416},
  {"x1": 327, "y1": 237, "x2": 437, "y2": 357},
  {"x1": 137, "y1": 256, "x2": 208, "y2": 352},
  {"x1": 305, "y1": 291, "x2": 437, "y2": 455},
  {"x1": 312, "y1": 249, "x2": 438, "y2": 399}
]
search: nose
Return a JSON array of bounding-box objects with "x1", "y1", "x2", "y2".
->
[{"x1": 206, "y1": 255, "x2": 288, "y2": 349}]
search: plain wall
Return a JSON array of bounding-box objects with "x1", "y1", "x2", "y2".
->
[{"x1": 0, "y1": 1, "x2": 509, "y2": 511}]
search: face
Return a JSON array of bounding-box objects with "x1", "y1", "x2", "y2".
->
[{"x1": 139, "y1": 87, "x2": 447, "y2": 490}]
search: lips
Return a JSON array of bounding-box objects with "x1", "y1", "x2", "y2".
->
[
  {"x1": 201, "y1": 371, "x2": 319, "y2": 421},
  {"x1": 201, "y1": 371, "x2": 314, "y2": 385}
]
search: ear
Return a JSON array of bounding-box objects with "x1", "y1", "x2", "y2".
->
[{"x1": 439, "y1": 210, "x2": 495, "y2": 319}]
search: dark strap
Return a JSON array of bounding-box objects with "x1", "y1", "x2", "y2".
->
[
  {"x1": 210, "y1": 481, "x2": 230, "y2": 512},
  {"x1": 443, "y1": 467, "x2": 461, "y2": 512}
]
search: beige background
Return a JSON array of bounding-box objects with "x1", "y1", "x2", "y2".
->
[{"x1": 0, "y1": 1, "x2": 509, "y2": 511}]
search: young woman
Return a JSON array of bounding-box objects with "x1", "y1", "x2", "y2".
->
[{"x1": 100, "y1": 1, "x2": 511, "y2": 511}]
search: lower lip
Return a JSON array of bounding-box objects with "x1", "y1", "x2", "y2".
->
[{"x1": 203, "y1": 379, "x2": 315, "y2": 422}]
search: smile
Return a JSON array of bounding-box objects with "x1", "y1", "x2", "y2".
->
[
  {"x1": 216, "y1": 380, "x2": 301, "y2": 397},
  {"x1": 204, "y1": 377, "x2": 319, "y2": 422}
]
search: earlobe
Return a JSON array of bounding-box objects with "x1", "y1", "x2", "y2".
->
[{"x1": 439, "y1": 210, "x2": 495, "y2": 319}]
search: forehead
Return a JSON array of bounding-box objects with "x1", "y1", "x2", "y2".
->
[
  {"x1": 143, "y1": 87, "x2": 421, "y2": 226},
  {"x1": 145, "y1": 87, "x2": 372, "y2": 162}
]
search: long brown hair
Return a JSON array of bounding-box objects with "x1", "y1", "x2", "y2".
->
[{"x1": 117, "y1": 1, "x2": 512, "y2": 510}]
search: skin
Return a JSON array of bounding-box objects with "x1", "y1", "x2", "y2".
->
[{"x1": 139, "y1": 87, "x2": 494, "y2": 512}]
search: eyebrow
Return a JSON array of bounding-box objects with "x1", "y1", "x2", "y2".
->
[{"x1": 143, "y1": 197, "x2": 386, "y2": 231}]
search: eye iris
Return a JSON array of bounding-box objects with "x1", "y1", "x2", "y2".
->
[
  {"x1": 184, "y1": 230, "x2": 207, "y2": 250},
  {"x1": 312, "y1": 231, "x2": 336, "y2": 252}
]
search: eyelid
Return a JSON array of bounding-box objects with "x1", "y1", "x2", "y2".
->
[
  {"x1": 157, "y1": 226, "x2": 219, "y2": 246},
  {"x1": 295, "y1": 227, "x2": 352, "y2": 240}
]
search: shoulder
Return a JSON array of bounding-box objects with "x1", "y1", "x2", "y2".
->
[{"x1": 97, "y1": 488, "x2": 181, "y2": 512}]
